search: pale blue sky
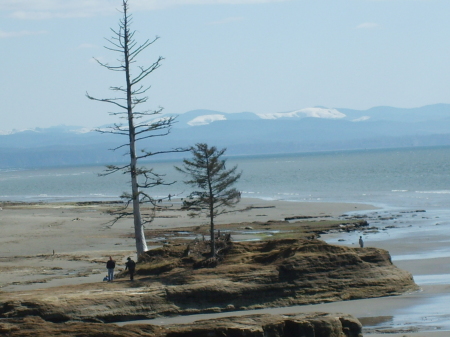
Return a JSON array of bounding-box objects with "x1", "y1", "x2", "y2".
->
[{"x1": 1, "y1": 0, "x2": 449, "y2": 130}]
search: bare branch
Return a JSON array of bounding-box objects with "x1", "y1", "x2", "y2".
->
[
  {"x1": 99, "y1": 164, "x2": 130, "y2": 176},
  {"x1": 131, "y1": 57, "x2": 164, "y2": 85},
  {"x1": 137, "y1": 147, "x2": 188, "y2": 160},
  {"x1": 86, "y1": 92, "x2": 128, "y2": 110},
  {"x1": 93, "y1": 57, "x2": 125, "y2": 71},
  {"x1": 129, "y1": 36, "x2": 160, "y2": 62}
]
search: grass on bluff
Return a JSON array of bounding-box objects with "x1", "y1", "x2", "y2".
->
[{"x1": 127, "y1": 218, "x2": 368, "y2": 277}]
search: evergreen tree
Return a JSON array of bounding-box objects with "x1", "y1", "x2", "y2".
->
[{"x1": 176, "y1": 143, "x2": 241, "y2": 257}]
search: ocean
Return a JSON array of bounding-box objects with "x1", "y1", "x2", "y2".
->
[{"x1": 1, "y1": 146, "x2": 449, "y2": 210}]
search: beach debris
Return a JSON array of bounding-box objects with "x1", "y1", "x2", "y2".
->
[{"x1": 285, "y1": 215, "x2": 331, "y2": 221}]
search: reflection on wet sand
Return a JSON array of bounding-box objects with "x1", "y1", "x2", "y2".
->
[
  {"x1": 323, "y1": 207, "x2": 450, "y2": 335},
  {"x1": 358, "y1": 316, "x2": 394, "y2": 328}
]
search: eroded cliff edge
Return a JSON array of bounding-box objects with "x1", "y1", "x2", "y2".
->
[
  {"x1": 0, "y1": 312, "x2": 363, "y2": 337},
  {"x1": 0, "y1": 238, "x2": 417, "y2": 324}
]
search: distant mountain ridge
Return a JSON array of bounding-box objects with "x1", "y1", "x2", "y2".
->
[{"x1": 1, "y1": 104, "x2": 450, "y2": 169}]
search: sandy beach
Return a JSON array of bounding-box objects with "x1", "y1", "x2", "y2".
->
[
  {"x1": 0, "y1": 198, "x2": 375, "y2": 291},
  {"x1": 1, "y1": 198, "x2": 449, "y2": 336}
]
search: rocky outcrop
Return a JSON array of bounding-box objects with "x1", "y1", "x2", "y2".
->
[
  {"x1": 160, "y1": 239, "x2": 416, "y2": 310},
  {"x1": 0, "y1": 312, "x2": 362, "y2": 337},
  {"x1": 0, "y1": 239, "x2": 417, "y2": 323}
]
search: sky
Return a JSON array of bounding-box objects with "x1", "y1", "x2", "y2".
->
[{"x1": 1, "y1": 0, "x2": 450, "y2": 130}]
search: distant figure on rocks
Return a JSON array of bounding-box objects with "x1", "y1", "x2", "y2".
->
[
  {"x1": 106, "y1": 256, "x2": 116, "y2": 281},
  {"x1": 168, "y1": 194, "x2": 171, "y2": 201},
  {"x1": 359, "y1": 236, "x2": 364, "y2": 248},
  {"x1": 125, "y1": 257, "x2": 136, "y2": 281}
]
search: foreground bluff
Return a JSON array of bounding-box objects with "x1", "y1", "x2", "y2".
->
[
  {"x1": 0, "y1": 313, "x2": 363, "y2": 337},
  {"x1": 0, "y1": 239, "x2": 417, "y2": 323}
]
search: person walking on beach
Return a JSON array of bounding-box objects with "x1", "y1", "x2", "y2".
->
[
  {"x1": 125, "y1": 257, "x2": 136, "y2": 281},
  {"x1": 359, "y1": 236, "x2": 364, "y2": 248},
  {"x1": 106, "y1": 256, "x2": 116, "y2": 282}
]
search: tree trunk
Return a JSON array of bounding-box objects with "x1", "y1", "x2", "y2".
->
[
  {"x1": 124, "y1": 5, "x2": 147, "y2": 258},
  {"x1": 209, "y1": 202, "x2": 215, "y2": 258},
  {"x1": 208, "y1": 179, "x2": 215, "y2": 257},
  {"x1": 130, "y1": 152, "x2": 147, "y2": 256}
]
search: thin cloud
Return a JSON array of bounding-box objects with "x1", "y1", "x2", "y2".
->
[
  {"x1": 3, "y1": 0, "x2": 120, "y2": 20},
  {"x1": 208, "y1": 17, "x2": 244, "y2": 25},
  {"x1": 2, "y1": 0, "x2": 291, "y2": 20},
  {"x1": 0, "y1": 29, "x2": 47, "y2": 38},
  {"x1": 10, "y1": 11, "x2": 97, "y2": 20},
  {"x1": 356, "y1": 22, "x2": 379, "y2": 29},
  {"x1": 168, "y1": 0, "x2": 289, "y2": 3},
  {"x1": 135, "y1": 0, "x2": 292, "y2": 8}
]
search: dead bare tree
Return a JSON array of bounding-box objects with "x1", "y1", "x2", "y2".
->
[{"x1": 86, "y1": 0, "x2": 182, "y2": 257}]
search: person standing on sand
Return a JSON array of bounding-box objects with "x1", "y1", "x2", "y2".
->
[
  {"x1": 359, "y1": 236, "x2": 364, "y2": 248},
  {"x1": 106, "y1": 256, "x2": 116, "y2": 281},
  {"x1": 125, "y1": 257, "x2": 136, "y2": 281}
]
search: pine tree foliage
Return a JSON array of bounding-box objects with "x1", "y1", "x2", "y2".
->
[{"x1": 176, "y1": 143, "x2": 242, "y2": 257}]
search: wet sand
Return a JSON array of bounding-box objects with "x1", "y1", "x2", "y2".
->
[
  {"x1": 124, "y1": 203, "x2": 450, "y2": 337},
  {"x1": 2, "y1": 198, "x2": 450, "y2": 336},
  {"x1": 0, "y1": 198, "x2": 376, "y2": 292}
]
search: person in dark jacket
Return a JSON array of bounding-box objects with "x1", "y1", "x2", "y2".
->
[
  {"x1": 125, "y1": 257, "x2": 136, "y2": 281},
  {"x1": 106, "y1": 256, "x2": 116, "y2": 281}
]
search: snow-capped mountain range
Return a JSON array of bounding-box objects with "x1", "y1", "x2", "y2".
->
[{"x1": 1, "y1": 104, "x2": 450, "y2": 169}]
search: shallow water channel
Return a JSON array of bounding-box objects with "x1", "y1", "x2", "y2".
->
[{"x1": 118, "y1": 207, "x2": 450, "y2": 334}]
